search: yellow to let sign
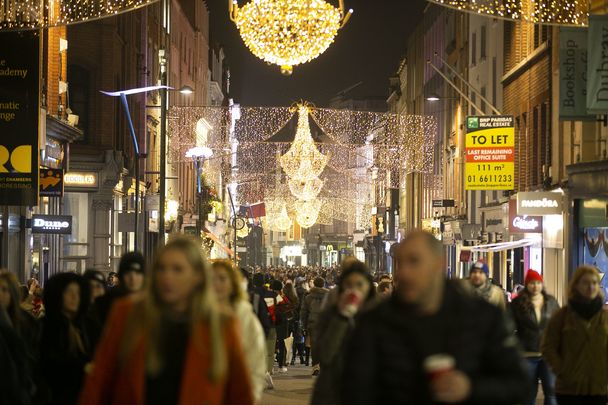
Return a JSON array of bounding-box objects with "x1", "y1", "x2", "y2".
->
[{"x1": 465, "y1": 116, "x2": 515, "y2": 190}]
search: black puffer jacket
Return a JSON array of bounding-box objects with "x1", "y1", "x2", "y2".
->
[
  {"x1": 40, "y1": 273, "x2": 92, "y2": 405},
  {"x1": 510, "y1": 292, "x2": 560, "y2": 353},
  {"x1": 342, "y1": 281, "x2": 529, "y2": 405}
]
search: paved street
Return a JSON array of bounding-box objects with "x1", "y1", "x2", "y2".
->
[{"x1": 261, "y1": 365, "x2": 314, "y2": 405}]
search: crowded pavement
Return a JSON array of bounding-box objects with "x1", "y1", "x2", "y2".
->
[{"x1": 2, "y1": 0, "x2": 608, "y2": 404}]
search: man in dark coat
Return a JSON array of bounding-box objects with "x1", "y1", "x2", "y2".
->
[
  {"x1": 342, "y1": 231, "x2": 529, "y2": 405},
  {"x1": 92, "y1": 251, "x2": 145, "y2": 328}
]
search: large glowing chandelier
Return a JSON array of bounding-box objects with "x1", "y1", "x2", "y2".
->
[
  {"x1": 288, "y1": 177, "x2": 324, "y2": 201},
  {"x1": 280, "y1": 104, "x2": 329, "y2": 182},
  {"x1": 273, "y1": 203, "x2": 293, "y2": 231},
  {"x1": 295, "y1": 199, "x2": 322, "y2": 229},
  {"x1": 229, "y1": 0, "x2": 353, "y2": 75},
  {"x1": 428, "y1": 0, "x2": 589, "y2": 26},
  {"x1": 0, "y1": 0, "x2": 157, "y2": 30}
]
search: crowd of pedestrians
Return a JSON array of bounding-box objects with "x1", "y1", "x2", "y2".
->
[{"x1": 0, "y1": 231, "x2": 607, "y2": 405}]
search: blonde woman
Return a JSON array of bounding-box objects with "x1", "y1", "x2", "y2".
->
[
  {"x1": 211, "y1": 260, "x2": 267, "y2": 403},
  {"x1": 542, "y1": 265, "x2": 608, "y2": 405},
  {"x1": 79, "y1": 237, "x2": 253, "y2": 405}
]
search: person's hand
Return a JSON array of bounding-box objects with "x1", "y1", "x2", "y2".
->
[{"x1": 430, "y1": 370, "x2": 471, "y2": 403}]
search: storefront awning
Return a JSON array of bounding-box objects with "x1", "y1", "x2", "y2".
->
[
  {"x1": 462, "y1": 238, "x2": 537, "y2": 253},
  {"x1": 204, "y1": 231, "x2": 234, "y2": 257}
]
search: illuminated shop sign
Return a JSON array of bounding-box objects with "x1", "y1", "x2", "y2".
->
[
  {"x1": 517, "y1": 192, "x2": 563, "y2": 216},
  {"x1": 64, "y1": 172, "x2": 98, "y2": 188},
  {"x1": 31, "y1": 214, "x2": 72, "y2": 234},
  {"x1": 509, "y1": 200, "x2": 542, "y2": 234}
]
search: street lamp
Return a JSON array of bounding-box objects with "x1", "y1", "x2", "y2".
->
[
  {"x1": 185, "y1": 146, "x2": 214, "y2": 239},
  {"x1": 100, "y1": 85, "x2": 171, "y2": 253}
]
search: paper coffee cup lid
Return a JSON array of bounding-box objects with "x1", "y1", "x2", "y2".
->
[{"x1": 423, "y1": 354, "x2": 455, "y2": 371}]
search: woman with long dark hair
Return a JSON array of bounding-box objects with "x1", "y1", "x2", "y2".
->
[
  {"x1": 40, "y1": 272, "x2": 92, "y2": 405},
  {"x1": 510, "y1": 270, "x2": 559, "y2": 405},
  {"x1": 543, "y1": 265, "x2": 608, "y2": 405},
  {"x1": 79, "y1": 237, "x2": 253, "y2": 405},
  {"x1": 311, "y1": 259, "x2": 376, "y2": 405}
]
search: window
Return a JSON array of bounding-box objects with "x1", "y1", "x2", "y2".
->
[
  {"x1": 481, "y1": 86, "x2": 487, "y2": 114},
  {"x1": 471, "y1": 32, "x2": 477, "y2": 65},
  {"x1": 67, "y1": 65, "x2": 90, "y2": 140},
  {"x1": 480, "y1": 25, "x2": 487, "y2": 59}
]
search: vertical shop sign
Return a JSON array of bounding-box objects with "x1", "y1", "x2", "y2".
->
[
  {"x1": 587, "y1": 15, "x2": 608, "y2": 114},
  {"x1": 465, "y1": 116, "x2": 515, "y2": 190},
  {"x1": 0, "y1": 31, "x2": 40, "y2": 205},
  {"x1": 559, "y1": 27, "x2": 592, "y2": 120}
]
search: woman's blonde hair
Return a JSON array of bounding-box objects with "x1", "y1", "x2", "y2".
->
[
  {"x1": 120, "y1": 236, "x2": 226, "y2": 381},
  {"x1": 568, "y1": 265, "x2": 604, "y2": 301},
  {"x1": 210, "y1": 259, "x2": 246, "y2": 306}
]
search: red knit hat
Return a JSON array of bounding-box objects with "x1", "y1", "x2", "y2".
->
[{"x1": 525, "y1": 269, "x2": 543, "y2": 285}]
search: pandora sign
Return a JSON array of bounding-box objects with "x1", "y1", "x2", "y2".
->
[{"x1": 517, "y1": 192, "x2": 563, "y2": 216}]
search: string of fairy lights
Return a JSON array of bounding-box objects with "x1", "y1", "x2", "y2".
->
[
  {"x1": 0, "y1": 0, "x2": 157, "y2": 30},
  {"x1": 427, "y1": 0, "x2": 589, "y2": 26},
  {"x1": 168, "y1": 103, "x2": 436, "y2": 230}
]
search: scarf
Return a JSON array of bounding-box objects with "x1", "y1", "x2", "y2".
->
[
  {"x1": 473, "y1": 280, "x2": 494, "y2": 302},
  {"x1": 569, "y1": 296, "x2": 603, "y2": 320}
]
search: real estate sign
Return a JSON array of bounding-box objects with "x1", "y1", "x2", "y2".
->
[{"x1": 465, "y1": 116, "x2": 515, "y2": 191}]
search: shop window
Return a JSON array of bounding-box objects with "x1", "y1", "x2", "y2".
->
[{"x1": 62, "y1": 192, "x2": 89, "y2": 272}]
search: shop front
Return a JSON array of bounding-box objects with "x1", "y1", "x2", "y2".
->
[
  {"x1": 568, "y1": 160, "x2": 608, "y2": 300},
  {"x1": 480, "y1": 202, "x2": 509, "y2": 286},
  {"x1": 62, "y1": 150, "x2": 126, "y2": 273}
]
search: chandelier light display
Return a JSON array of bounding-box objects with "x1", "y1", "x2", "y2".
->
[
  {"x1": 280, "y1": 104, "x2": 329, "y2": 182},
  {"x1": 229, "y1": 0, "x2": 353, "y2": 75},
  {"x1": 427, "y1": 0, "x2": 589, "y2": 26},
  {"x1": 295, "y1": 199, "x2": 322, "y2": 229},
  {"x1": 168, "y1": 103, "x2": 437, "y2": 229},
  {"x1": 288, "y1": 177, "x2": 324, "y2": 201},
  {"x1": 0, "y1": 0, "x2": 157, "y2": 30}
]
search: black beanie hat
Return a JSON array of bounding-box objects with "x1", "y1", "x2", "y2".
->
[
  {"x1": 83, "y1": 269, "x2": 106, "y2": 285},
  {"x1": 118, "y1": 251, "x2": 145, "y2": 279}
]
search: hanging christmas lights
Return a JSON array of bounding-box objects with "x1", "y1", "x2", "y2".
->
[
  {"x1": 280, "y1": 104, "x2": 329, "y2": 182},
  {"x1": 229, "y1": 0, "x2": 353, "y2": 75},
  {"x1": 0, "y1": 0, "x2": 157, "y2": 30},
  {"x1": 295, "y1": 199, "x2": 322, "y2": 229},
  {"x1": 427, "y1": 0, "x2": 588, "y2": 26},
  {"x1": 168, "y1": 103, "x2": 437, "y2": 226}
]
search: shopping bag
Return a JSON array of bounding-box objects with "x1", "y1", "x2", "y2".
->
[{"x1": 284, "y1": 336, "x2": 294, "y2": 364}]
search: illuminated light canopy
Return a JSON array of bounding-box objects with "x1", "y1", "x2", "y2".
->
[
  {"x1": 229, "y1": 0, "x2": 353, "y2": 75},
  {"x1": 0, "y1": 0, "x2": 157, "y2": 30},
  {"x1": 428, "y1": 0, "x2": 589, "y2": 26}
]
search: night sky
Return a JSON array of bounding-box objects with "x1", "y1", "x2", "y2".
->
[{"x1": 205, "y1": 0, "x2": 427, "y2": 107}]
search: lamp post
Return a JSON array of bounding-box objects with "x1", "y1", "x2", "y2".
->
[
  {"x1": 185, "y1": 146, "x2": 214, "y2": 239},
  {"x1": 101, "y1": 85, "x2": 171, "y2": 253}
]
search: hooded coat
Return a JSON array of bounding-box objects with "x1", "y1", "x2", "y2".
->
[{"x1": 40, "y1": 273, "x2": 92, "y2": 405}]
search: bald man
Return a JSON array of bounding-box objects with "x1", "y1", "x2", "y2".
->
[{"x1": 342, "y1": 230, "x2": 528, "y2": 405}]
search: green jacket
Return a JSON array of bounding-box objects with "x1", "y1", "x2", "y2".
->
[{"x1": 542, "y1": 306, "x2": 608, "y2": 396}]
